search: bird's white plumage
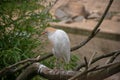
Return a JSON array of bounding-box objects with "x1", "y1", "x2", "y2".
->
[{"x1": 48, "y1": 29, "x2": 70, "y2": 64}]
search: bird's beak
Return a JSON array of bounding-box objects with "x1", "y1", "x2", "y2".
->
[{"x1": 41, "y1": 31, "x2": 46, "y2": 35}]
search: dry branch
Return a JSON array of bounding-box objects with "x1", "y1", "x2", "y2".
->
[
  {"x1": 74, "y1": 50, "x2": 120, "y2": 71},
  {"x1": 16, "y1": 63, "x2": 78, "y2": 80},
  {"x1": 88, "y1": 52, "x2": 97, "y2": 67},
  {"x1": 16, "y1": 61, "x2": 120, "y2": 80},
  {"x1": 106, "y1": 52, "x2": 120, "y2": 64}
]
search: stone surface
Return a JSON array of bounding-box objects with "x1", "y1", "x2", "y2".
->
[{"x1": 50, "y1": 0, "x2": 89, "y2": 20}]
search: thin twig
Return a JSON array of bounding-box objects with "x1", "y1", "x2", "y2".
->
[
  {"x1": 93, "y1": 61, "x2": 120, "y2": 71},
  {"x1": 105, "y1": 52, "x2": 120, "y2": 64},
  {"x1": 84, "y1": 57, "x2": 88, "y2": 70},
  {"x1": 88, "y1": 52, "x2": 97, "y2": 67},
  {"x1": 13, "y1": 63, "x2": 29, "y2": 73}
]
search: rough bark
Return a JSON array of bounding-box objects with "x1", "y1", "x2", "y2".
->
[{"x1": 16, "y1": 62, "x2": 120, "y2": 80}]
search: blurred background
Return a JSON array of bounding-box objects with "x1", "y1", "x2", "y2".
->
[{"x1": 0, "y1": 0, "x2": 120, "y2": 80}]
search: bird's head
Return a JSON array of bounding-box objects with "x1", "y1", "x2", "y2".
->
[{"x1": 41, "y1": 27, "x2": 56, "y2": 36}]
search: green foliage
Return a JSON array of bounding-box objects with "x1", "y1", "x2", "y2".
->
[{"x1": 0, "y1": 0, "x2": 52, "y2": 79}]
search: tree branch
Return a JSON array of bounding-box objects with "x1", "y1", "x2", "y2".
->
[
  {"x1": 74, "y1": 50, "x2": 120, "y2": 71},
  {"x1": 16, "y1": 61, "x2": 120, "y2": 80},
  {"x1": 0, "y1": 53, "x2": 53, "y2": 77},
  {"x1": 105, "y1": 52, "x2": 120, "y2": 64},
  {"x1": 16, "y1": 63, "x2": 77, "y2": 80},
  {"x1": 1, "y1": 49, "x2": 119, "y2": 78},
  {"x1": 16, "y1": 63, "x2": 39, "y2": 80}
]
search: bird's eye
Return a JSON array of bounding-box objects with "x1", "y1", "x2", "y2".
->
[{"x1": 41, "y1": 31, "x2": 47, "y2": 35}]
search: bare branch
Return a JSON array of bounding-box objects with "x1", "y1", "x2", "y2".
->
[
  {"x1": 16, "y1": 62, "x2": 120, "y2": 80},
  {"x1": 86, "y1": 62, "x2": 120, "y2": 80},
  {"x1": 16, "y1": 63, "x2": 78, "y2": 80},
  {"x1": 16, "y1": 63, "x2": 39, "y2": 80},
  {"x1": 84, "y1": 57, "x2": 88, "y2": 70},
  {"x1": 74, "y1": 50, "x2": 120, "y2": 71},
  {"x1": 88, "y1": 52, "x2": 97, "y2": 67},
  {"x1": 105, "y1": 52, "x2": 120, "y2": 64},
  {"x1": 94, "y1": 61, "x2": 120, "y2": 71},
  {"x1": 13, "y1": 63, "x2": 29, "y2": 73}
]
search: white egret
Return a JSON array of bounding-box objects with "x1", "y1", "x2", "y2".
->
[{"x1": 42, "y1": 27, "x2": 70, "y2": 69}]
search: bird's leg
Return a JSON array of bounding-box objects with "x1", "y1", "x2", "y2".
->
[
  {"x1": 54, "y1": 58, "x2": 64, "y2": 70},
  {"x1": 60, "y1": 59, "x2": 64, "y2": 70},
  {"x1": 54, "y1": 58, "x2": 60, "y2": 70},
  {"x1": 65, "y1": 63, "x2": 69, "y2": 70}
]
